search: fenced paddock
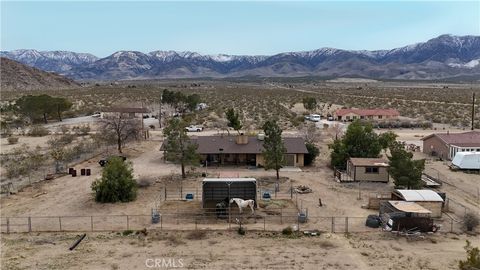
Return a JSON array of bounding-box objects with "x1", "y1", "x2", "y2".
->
[{"x1": 0, "y1": 212, "x2": 466, "y2": 234}]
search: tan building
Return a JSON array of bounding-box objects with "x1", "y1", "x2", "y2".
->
[
  {"x1": 346, "y1": 158, "x2": 390, "y2": 182},
  {"x1": 334, "y1": 108, "x2": 399, "y2": 122},
  {"x1": 101, "y1": 107, "x2": 149, "y2": 119},
  {"x1": 392, "y1": 189, "x2": 444, "y2": 218},
  {"x1": 422, "y1": 131, "x2": 480, "y2": 160},
  {"x1": 161, "y1": 134, "x2": 308, "y2": 167}
]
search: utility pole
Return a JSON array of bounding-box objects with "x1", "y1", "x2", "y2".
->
[
  {"x1": 472, "y1": 92, "x2": 476, "y2": 131},
  {"x1": 159, "y1": 94, "x2": 163, "y2": 128}
]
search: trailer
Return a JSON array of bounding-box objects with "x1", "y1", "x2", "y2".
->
[{"x1": 451, "y1": 152, "x2": 480, "y2": 170}]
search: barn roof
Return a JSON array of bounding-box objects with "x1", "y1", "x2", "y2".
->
[
  {"x1": 394, "y1": 189, "x2": 444, "y2": 202},
  {"x1": 388, "y1": 201, "x2": 432, "y2": 214},
  {"x1": 421, "y1": 131, "x2": 480, "y2": 147},
  {"x1": 335, "y1": 108, "x2": 399, "y2": 117}
]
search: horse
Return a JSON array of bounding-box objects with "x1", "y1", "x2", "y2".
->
[{"x1": 229, "y1": 198, "x2": 255, "y2": 214}]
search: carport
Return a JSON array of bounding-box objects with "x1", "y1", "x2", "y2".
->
[{"x1": 202, "y1": 178, "x2": 257, "y2": 208}]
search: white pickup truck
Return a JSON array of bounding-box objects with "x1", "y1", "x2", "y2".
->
[
  {"x1": 304, "y1": 114, "x2": 321, "y2": 122},
  {"x1": 185, "y1": 125, "x2": 203, "y2": 132}
]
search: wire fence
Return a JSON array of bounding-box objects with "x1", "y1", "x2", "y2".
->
[{"x1": 0, "y1": 212, "x2": 466, "y2": 234}]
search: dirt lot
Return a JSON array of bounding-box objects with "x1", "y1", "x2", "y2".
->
[{"x1": 1, "y1": 231, "x2": 478, "y2": 270}]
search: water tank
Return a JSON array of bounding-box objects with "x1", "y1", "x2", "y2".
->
[{"x1": 257, "y1": 133, "x2": 265, "y2": 141}]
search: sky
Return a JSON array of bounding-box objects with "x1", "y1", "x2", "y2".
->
[{"x1": 1, "y1": 1, "x2": 479, "y2": 57}]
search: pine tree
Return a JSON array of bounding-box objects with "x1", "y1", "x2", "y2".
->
[
  {"x1": 388, "y1": 141, "x2": 425, "y2": 189},
  {"x1": 262, "y1": 119, "x2": 286, "y2": 180},
  {"x1": 91, "y1": 157, "x2": 137, "y2": 203}
]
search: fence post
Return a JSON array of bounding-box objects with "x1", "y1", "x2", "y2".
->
[
  {"x1": 345, "y1": 217, "x2": 348, "y2": 233},
  {"x1": 6, "y1": 217, "x2": 10, "y2": 234},
  {"x1": 126, "y1": 215, "x2": 129, "y2": 230},
  {"x1": 331, "y1": 217, "x2": 335, "y2": 233},
  {"x1": 160, "y1": 215, "x2": 163, "y2": 230},
  {"x1": 263, "y1": 217, "x2": 266, "y2": 231},
  {"x1": 280, "y1": 208, "x2": 283, "y2": 224},
  {"x1": 28, "y1": 217, "x2": 32, "y2": 232},
  {"x1": 91, "y1": 216, "x2": 94, "y2": 231},
  {"x1": 59, "y1": 217, "x2": 62, "y2": 231},
  {"x1": 164, "y1": 185, "x2": 167, "y2": 201},
  {"x1": 176, "y1": 208, "x2": 179, "y2": 225}
]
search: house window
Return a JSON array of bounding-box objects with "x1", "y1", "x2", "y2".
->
[
  {"x1": 360, "y1": 116, "x2": 365, "y2": 119},
  {"x1": 365, "y1": 167, "x2": 379, "y2": 174},
  {"x1": 378, "y1": 115, "x2": 383, "y2": 119},
  {"x1": 346, "y1": 116, "x2": 350, "y2": 120},
  {"x1": 353, "y1": 116, "x2": 357, "y2": 120}
]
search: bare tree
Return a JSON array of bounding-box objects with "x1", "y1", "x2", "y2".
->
[
  {"x1": 100, "y1": 113, "x2": 141, "y2": 153},
  {"x1": 300, "y1": 122, "x2": 321, "y2": 144}
]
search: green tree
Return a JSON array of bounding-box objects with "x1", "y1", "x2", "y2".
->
[
  {"x1": 91, "y1": 157, "x2": 137, "y2": 203},
  {"x1": 262, "y1": 119, "x2": 286, "y2": 180},
  {"x1": 388, "y1": 141, "x2": 425, "y2": 189},
  {"x1": 15, "y1": 95, "x2": 72, "y2": 123},
  {"x1": 459, "y1": 240, "x2": 480, "y2": 270},
  {"x1": 329, "y1": 120, "x2": 382, "y2": 169},
  {"x1": 52, "y1": 97, "x2": 73, "y2": 121},
  {"x1": 304, "y1": 142, "x2": 320, "y2": 166},
  {"x1": 302, "y1": 97, "x2": 317, "y2": 111},
  {"x1": 225, "y1": 108, "x2": 243, "y2": 134},
  {"x1": 163, "y1": 118, "x2": 200, "y2": 178},
  {"x1": 186, "y1": 94, "x2": 201, "y2": 111},
  {"x1": 379, "y1": 131, "x2": 398, "y2": 152}
]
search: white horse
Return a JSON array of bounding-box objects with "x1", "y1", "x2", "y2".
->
[{"x1": 230, "y1": 198, "x2": 255, "y2": 214}]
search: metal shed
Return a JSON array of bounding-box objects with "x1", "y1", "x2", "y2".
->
[{"x1": 202, "y1": 178, "x2": 257, "y2": 208}]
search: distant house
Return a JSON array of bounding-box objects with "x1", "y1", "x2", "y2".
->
[
  {"x1": 161, "y1": 134, "x2": 308, "y2": 167},
  {"x1": 392, "y1": 189, "x2": 444, "y2": 218},
  {"x1": 346, "y1": 158, "x2": 390, "y2": 182},
  {"x1": 334, "y1": 108, "x2": 399, "y2": 122},
  {"x1": 421, "y1": 131, "x2": 480, "y2": 160},
  {"x1": 101, "y1": 107, "x2": 149, "y2": 119}
]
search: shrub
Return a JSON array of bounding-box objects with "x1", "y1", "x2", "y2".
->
[
  {"x1": 91, "y1": 157, "x2": 137, "y2": 203},
  {"x1": 122, "y1": 230, "x2": 134, "y2": 236},
  {"x1": 459, "y1": 240, "x2": 480, "y2": 270},
  {"x1": 237, "y1": 226, "x2": 246, "y2": 235},
  {"x1": 282, "y1": 226, "x2": 293, "y2": 235},
  {"x1": 304, "y1": 142, "x2": 320, "y2": 166},
  {"x1": 28, "y1": 125, "x2": 50, "y2": 137},
  {"x1": 185, "y1": 231, "x2": 207, "y2": 240},
  {"x1": 7, "y1": 137, "x2": 19, "y2": 145},
  {"x1": 463, "y1": 212, "x2": 479, "y2": 232},
  {"x1": 136, "y1": 177, "x2": 152, "y2": 188}
]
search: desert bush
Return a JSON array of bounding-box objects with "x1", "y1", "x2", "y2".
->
[
  {"x1": 463, "y1": 212, "x2": 479, "y2": 232},
  {"x1": 7, "y1": 137, "x2": 19, "y2": 145},
  {"x1": 459, "y1": 240, "x2": 480, "y2": 270},
  {"x1": 73, "y1": 125, "x2": 91, "y2": 136},
  {"x1": 237, "y1": 226, "x2": 246, "y2": 235},
  {"x1": 185, "y1": 231, "x2": 207, "y2": 240},
  {"x1": 28, "y1": 125, "x2": 50, "y2": 137},
  {"x1": 282, "y1": 226, "x2": 293, "y2": 235},
  {"x1": 59, "y1": 125, "x2": 70, "y2": 134}
]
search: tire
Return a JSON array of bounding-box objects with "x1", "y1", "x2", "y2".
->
[{"x1": 197, "y1": 129, "x2": 201, "y2": 132}]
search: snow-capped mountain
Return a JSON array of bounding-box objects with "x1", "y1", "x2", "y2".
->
[
  {"x1": 2, "y1": 34, "x2": 479, "y2": 81},
  {"x1": 0, "y1": 49, "x2": 98, "y2": 73}
]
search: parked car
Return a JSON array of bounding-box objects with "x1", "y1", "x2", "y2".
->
[
  {"x1": 185, "y1": 125, "x2": 203, "y2": 132},
  {"x1": 305, "y1": 114, "x2": 321, "y2": 122},
  {"x1": 91, "y1": 112, "x2": 101, "y2": 118}
]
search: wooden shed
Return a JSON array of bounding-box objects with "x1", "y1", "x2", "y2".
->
[{"x1": 346, "y1": 158, "x2": 390, "y2": 182}]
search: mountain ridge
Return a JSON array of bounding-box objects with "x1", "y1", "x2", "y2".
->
[{"x1": 1, "y1": 34, "x2": 479, "y2": 81}]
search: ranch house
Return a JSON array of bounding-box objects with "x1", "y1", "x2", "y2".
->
[
  {"x1": 161, "y1": 134, "x2": 308, "y2": 167},
  {"x1": 421, "y1": 131, "x2": 480, "y2": 160},
  {"x1": 346, "y1": 158, "x2": 390, "y2": 182},
  {"x1": 195, "y1": 134, "x2": 307, "y2": 167},
  {"x1": 101, "y1": 107, "x2": 150, "y2": 119},
  {"x1": 334, "y1": 108, "x2": 399, "y2": 122}
]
